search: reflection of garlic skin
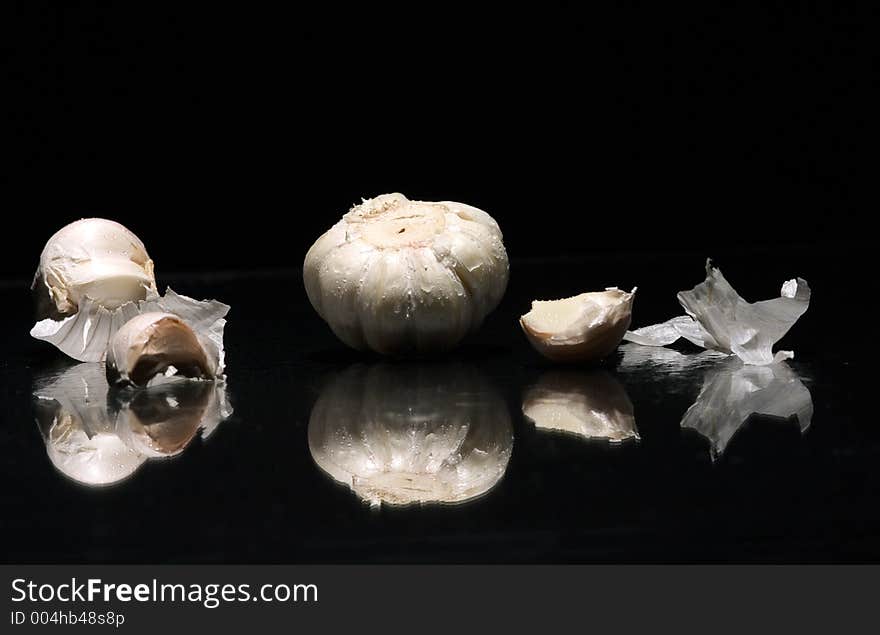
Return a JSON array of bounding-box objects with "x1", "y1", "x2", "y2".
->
[
  {"x1": 520, "y1": 288, "x2": 635, "y2": 362},
  {"x1": 105, "y1": 312, "x2": 216, "y2": 387},
  {"x1": 303, "y1": 193, "x2": 509, "y2": 354},
  {"x1": 34, "y1": 218, "x2": 157, "y2": 318},
  {"x1": 33, "y1": 362, "x2": 233, "y2": 487},
  {"x1": 308, "y1": 364, "x2": 513, "y2": 506},
  {"x1": 522, "y1": 371, "x2": 638, "y2": 443}
]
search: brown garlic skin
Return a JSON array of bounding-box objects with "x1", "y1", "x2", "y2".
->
[{"x1": 105, "y1": 312, "x2": 213, "y2": 387}]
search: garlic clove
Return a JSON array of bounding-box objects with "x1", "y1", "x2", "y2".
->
[
  {"x1": 31, "y1": 287, "x2": 229, "y2": 365},
  {"x1": 33, "y1": 218, "x2": 157, "y2": 318},
  {"x1": 522, "y1": 371, "x2": 638, "y2": 443},
  {"x1": 303, "y1": 193, "x2": 509, "y2": 355},
  {"x1": 308, "y1": 363, "x2": 513, "y2": 506},
  {"x1": 105, "y1": 312, "x2": 215, "y2": 387},
  {"x1": 519, "y1": 287, "x2": 636, "y2": 362}
]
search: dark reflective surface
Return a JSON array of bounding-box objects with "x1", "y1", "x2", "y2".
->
[{"x1": 1, "y1": 255, "x2": 875, "y2": 562}]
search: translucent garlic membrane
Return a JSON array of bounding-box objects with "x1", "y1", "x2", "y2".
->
[
  {"x1": 105, "y1": 312, "x2": 216, "y2": 387},
  {"x1": 680, "y1": 358, "x2": 813, "y2": 460},
  {"x1": 519, "y1": 288, "x2": 635, "y2": 362},
  {"x1": 624, "y1": 260, "x2": 810, "y2": 365},
  {"x1": 33, "y1": 363, "x2": 232, "y2": 487},
  {"x1": 522, "y1": 371, "x2": 638, "y2": 443},
  {"x1": 308, "y1": 364, "x2": 513, "y2": 507},
  {"x1": 303, "y1": 193, "x2": 509, "y2": 355},
  {"x1": 31, "y1": 288, "x2": 229, "y2": 366}
]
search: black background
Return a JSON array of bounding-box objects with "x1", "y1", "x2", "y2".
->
[
  {"x1": 2, "y1": 4, "x2": 876, "y2": 565},
  {"x1": 2, "y1": 4, "x2": 871, "y2": 278}
]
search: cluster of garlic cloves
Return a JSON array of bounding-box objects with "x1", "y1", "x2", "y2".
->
[{"x1": 30, "y1": 218, "x2": 229, "y2": 383}]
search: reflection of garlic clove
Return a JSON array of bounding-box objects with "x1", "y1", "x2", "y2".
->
[
  {"x1": 33, "y1": 218, "x2": 157, "y2": 318},
  {"x1": 33, "y1": 362, "x2": 233, "y2": 487},
  {"x1": 522, "y1": 371, "x2": 638, "y2": 443},
  {"x1": 308, "y1": 363, "x2": 513, "y2": 506},
  {"x1": 105, "y1": 312, "x2": 216, "y2": 387},
  {"x1": 519, "y1": 288, "x2": 635, "y2": 362},
  {"x1": 112, "y1": 381, "x2": 215, "y2": 457},
  {"x1": 303, "y1": 193, "x2": 509, "y2": 355},
  {"x1": 33, "y1": 363, "x2": 147, "y2": 487}
]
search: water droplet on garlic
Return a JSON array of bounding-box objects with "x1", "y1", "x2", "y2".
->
[
  {"x1": 519, "y1": 288, "x2": 636, "y2": 363},
  {"x1": 303, "y1": 193, "x2": 509, "y2": 355}
]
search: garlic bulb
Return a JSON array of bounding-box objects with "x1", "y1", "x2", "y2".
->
[
  {"x1": 33, "y1": 218, "x2": 157, "y2": 317},
  {"x1": 303, "y1": 193, "x2": 509, "y2": 354},
  {"x1": 522, "y1": 371, "x2": 638, "y2": 443},
  {"x1": 105, "y1": 312, "x2": 216, "y2": 386},
  {"x1": 308, "y1": 364, "x2": 513, "y2": 506},
  {"x1": 520, "y1": 288, "x2": 635, "y2": 362}
]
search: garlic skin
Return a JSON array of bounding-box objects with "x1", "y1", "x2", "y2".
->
[
  {"x1": 308, "y1": 364, "x2": 513, "y2": 506},
  {"x1": 522, "y1": 371, "x2": 638, "y2": 443},
  {"x1": 303, "y1": 193, "x2": 509, "y2": 355},
  {"x1": 33, "y1": 218, "x2": 157, "y2": 318},
  {"x1": 105, "y1": 312, "x2": 216, "y2": 387},
  {"x1": 519, "y1": 288, "x2": 636, "y2": 362}
]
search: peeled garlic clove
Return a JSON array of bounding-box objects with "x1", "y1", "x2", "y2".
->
[
  {"x1": 519, "y1": 288, "x2": 636, "y2": 362},
  {"x1": 30, "y1": 218, "x2": 159, "y2": 361},
  {"x1": 303, "y1": 193, "x2": 509, "y2": 355},
  {"x1": 105, "y1": 312, "x2": 216, "y2": 387},
  {"x1": 308, "y1": 364, "x2": 513, "y2": 506},
  {"x1": 522, "y1": 371, "x2": 638, "y2": 443}
]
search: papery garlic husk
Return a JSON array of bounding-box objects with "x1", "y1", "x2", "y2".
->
[
  {"x1": 680, "y1": 358, "x2": 813, "y2": 460},
  {"x1": 624, "y1": 260, "x2": 810, "y2": 365},
  {"x1": 34, "y1": 363, "x2": 147, "y2": 486},
  {"x1": 519, "y1": 288, "x2": 635, "y2": 362},
  {"x1": 105, "y1": 312, "x2": 219, "y2": 387},
  {"x1": 522, "y1": 371, "x2": 638, "y2": 443},
  {"x1": 308, "y1": 363, "x2": 513, "y2": 506},
  {"x1": 303, "y1": 193, "x2": 509, "y2": 355},
  {"x1": 33, "y1": 362, "x2": 233, "y2": 486}
]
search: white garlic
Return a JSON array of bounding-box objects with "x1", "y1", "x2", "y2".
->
[
  {"x1": 33, "y1": 218, "x2": 157, "y2": 317},
  {"x1": 522, "y1": 371, "x2": 638, "y2": 443},
  {"x1": 303, "y1": 193, "x2": 509, "y2": 354},
  {"x1": 105, "y1": 312, "x2": 218, "y2": 387},
  {"x1": 519, "y1": 288, "x2": 636, "y2": 362},
  {"x1": 308, "y1": 364, "x2": 513, "y2": 506}
]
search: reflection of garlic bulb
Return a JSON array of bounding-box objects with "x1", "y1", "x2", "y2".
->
[
  {"x1": 105, "y1": 312, "x2": 215, "y2": 386},
  {"x1": 303, "y1": 193, "x2": 509, "y2": 354},
  {"x1": 33, "y1": 218, "x2": 157, "y2": 318},
  {"x1": 522, "y1": 371, "x2": 638, "y2": 442},
  {"x1": 33, "y1": 362, "x2": 232, "y2": 487},
  {"x1": 520, "y1": 288, "x2": 635, "y2": 362},
  {"x1": 308, "y1": 364, "x2": 513, "y2": 506}
]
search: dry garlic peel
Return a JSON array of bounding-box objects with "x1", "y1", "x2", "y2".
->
[
  {"x1": 106, "y1": 312, "x2": 216, "y2": 387},
  {"x1": 519, "y1": 288, "x2": 635, "y2": 362},
  {"x1": 31, "y1": 218, "x2": 158, "y2": 361},
  {"x1": 303, "y1": 193, "x2": 509, "y2": 354}
]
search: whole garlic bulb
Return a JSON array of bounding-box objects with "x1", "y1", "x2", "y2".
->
[
  {"x1": 33, "y1": 218, "x2": 157, "y2": 318},
  {"x1": 303, "y1": 193, "x2": 509, "y2": 354}
]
